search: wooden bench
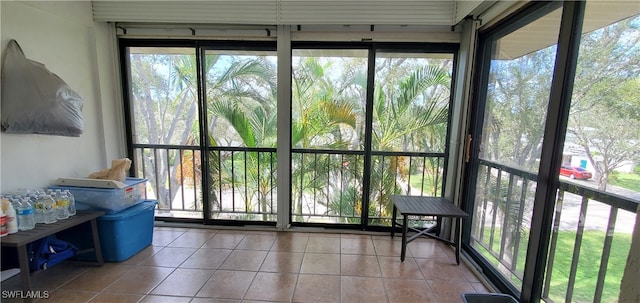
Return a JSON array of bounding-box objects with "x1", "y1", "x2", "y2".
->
[{"x1": 1, "y1": 211, "x2": 105, "y2": 291}]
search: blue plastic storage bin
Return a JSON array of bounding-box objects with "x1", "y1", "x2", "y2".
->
[
  {"x1": 97, "y1": 200, "x2": 157, "y2": 262},
  {"x1": 60, "y1": 200, "x2": 158, "y2": 262}
]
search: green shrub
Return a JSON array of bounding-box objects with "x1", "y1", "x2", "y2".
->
[{"x1": 609, "y1": 171, "x2": 620, "y2": 182}]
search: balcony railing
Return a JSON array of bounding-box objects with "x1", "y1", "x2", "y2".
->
[
  {"x1": 470, "y1": 160, "x2": 638, "y2": 303},
  {"x1": 133, "y1": 144, "x2": 277, "y2": 221},
  {"x1": 291, "y1": 149, "x2": 445, "y2": 225}
]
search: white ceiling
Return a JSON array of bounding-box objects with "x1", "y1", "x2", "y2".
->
[
  {"x1": 91, "y1": 0, "x2": 489, "y2": 26},
  {"x1": 497, "y1": 1, "x2": 640, "y2": 59}
]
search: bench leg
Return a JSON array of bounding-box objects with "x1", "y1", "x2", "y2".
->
[
  {"x1": 401, "y1": 214, "x2": 408, "y2": 262},
  {"x1": 90, "y1": 219, "x2": 104, "y2": 265},
  {"x1": 391, "y1": 205, "x2": 397, "y2": 239},
  {"x1": 17, "y1": 244, "x2": 31, "y2": 291},
  {"x1": 456, "y1": 218, "x2": 462, "y2": 265}
]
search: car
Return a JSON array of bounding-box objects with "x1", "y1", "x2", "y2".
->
[{"x1": 560, "y1": 166, "x2": 592, "y2": 180}]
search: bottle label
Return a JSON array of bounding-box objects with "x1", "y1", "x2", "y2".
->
[
  {"x1": 18, "y1": 208, "x2": 34, "y2": 215},
  {"x1": 0, "y1": 215, "x2": 7, "y2": 236}
]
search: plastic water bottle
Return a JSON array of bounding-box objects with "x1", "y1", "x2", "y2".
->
[
  {"x1": 64, "y1": 190, "x2": 76, "y2": 216},
  {"x1": 0, "y1": 205, "x2": 7, "y2": 237},
  {"x1": 17, "y1": 198, "x2": 36, "y2": 231},
  {"x1": 33, "y1": 194, "x2": 45, "y2": 224},
  {"x1": 55, "y1": 190, "x2": 70, "y2": 220},
  {"x1": 4, "y1": 201, "x2": 18, "y2": 234},
  {"x1": 40, "y1": 194, "x2": 57, "y2": 224}
]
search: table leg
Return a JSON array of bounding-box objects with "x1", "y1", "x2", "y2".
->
[
  {"x1": 401, "y1": 214, "x2": 408, "y2": 262},
  {"x1": 16, "y1": 244, "x2": 31, "y2": 291},
  {"x1": 456, "y1": 218, "x2": 462, "y2": 265},
  {"x1": 391, "y1": 205, "x2": 397, "y2": 239},
  {"x1": 90, "y1": 219, "x2": 104, "y2": 265}
]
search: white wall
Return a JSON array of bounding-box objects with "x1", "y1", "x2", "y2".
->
[{"x1": 0, "y1": 1, "x2": 125, "y2": 193}]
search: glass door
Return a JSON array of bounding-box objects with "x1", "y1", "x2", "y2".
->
[
  {"x1": 290, "y1": 45, "x2": 456, "y2": 228},
  {"x1": 203, "y1": 47, "x2": 278, "y2": 223},
  {"x1": 464, "y1": 4, "x2": 563, "y2": 293}
]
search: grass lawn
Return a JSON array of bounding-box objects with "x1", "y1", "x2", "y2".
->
[
  {"x1": 609, "y1": 173, "x2": 640, "y2": 192},
  {"x1": 408, "y1": 173, "x2": 438, "y2": 195},
  {"x1": 475, "y1": 229, "x2": 631, "y2": 303}
]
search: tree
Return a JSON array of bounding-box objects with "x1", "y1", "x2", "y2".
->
[
  {"x1": 482, "y1": 46, "x2": 557, "y2": 172},
  {"x1": 568, "y1": 16, "x2": 640, "y2": 190},
  {"x1": 204, "y1": 55, "x2": 278, "y2": 220},
  {"x1": 130, "y1": 52, "x2": 200, "y2": 211},
  {"x1": 568, "y1": 79, "x2": 640, "y2": 190}
]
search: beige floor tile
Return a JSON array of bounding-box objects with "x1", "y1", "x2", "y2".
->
[
  {"x1": 407, "y1": 238, "x2": 451, "y2": 259},
  {"x1": 202, "y1": 233, "x2": 246, "y2": 249},
  {"x1": 40, "y1": 289, "x2": 98, "y2": 303},
  {"x1": 141, "y1": 247, "x2": 197, "y2": 267},
  {"x1": 305, "y1": 236, "x2": 341, "y2": 253},
  {"x1": 300, "y1": 253, "x2": 341, "y2": 275},
  {"x1": 180, "y1": 248, "x2": 233, "y2": 269},
  {"x1": 259, "y1": 251, "x2": 304, "y2": 273},
  {"x1": 5, "y1": 227, "x2": 490, "y2": 303},
  {"x1": 427, "y1": 279, "x2": 477, "y2": 303},
  {"x1": 20, "y1": 262, "x2": 89, "y2": 291},
  {"x1": 138, "y1": 295, "x2": 193, "y2": 303},
  {"x1": 471, "y1": 282, "x2": 492, "y2": 293},
  {"x1": 236, "y1": 234, "x2": 276, "y2": 250},
  {"x1": 340, "y1": 237, "x2": 377, "y2": 255},
  {"x1": 341, "y1": 276, "x2": 388, "y2": 303},
  {"x1": 372, "y1": 238, "x2": 408, "y2": 257},
  {"x1": 219, "y1": 250, "x2": 268, "y2": 271},
  {"x1": 191, "y1": 298, "x2": 241, "y2": 303},
  {"x1": 384, "y1": 278, "x2": 437, "y2": 303},
  {"x1": 340, "y1": 254, "x2": 381, "y2": 277},
  {"x1": 150, "y1": 268, "x2": 214, "y2": 297},
  {"x1": 88, "y1": 292, "x2": 143, "y2": 303},
  {"x1": 243, "y1": 272, "x2": 298, "y2": 301},
  {"x1": 61, "y1": 263, "x2": 135, "y2": 292},
  {"x1": 292, "y1": 274, "x2": 341, "y2": 303},
  {"x1": 120, "y1": 245, "x2": 163, "y2": 265},
  {"x1": 196, "y1": 270, "x2": 256, "y2": 299},
  {"x1": 378, "y1": 256, "x2": 424, "y2": 279},
  {"x1": 105, "y1": 265, "x2": 174, "y2": 294},
  {"x1": 166, "y1": 230, "x2": 216, "y2": 248},
  {"x1": 414, "y1": 258, "x2": 469, "y2": 281},
  {"x1": 152, "y1": 229, "x2": 186, "y2": 246},
  {"x1": 271, "y1": 234, "x2": 309, "y2": 252}
]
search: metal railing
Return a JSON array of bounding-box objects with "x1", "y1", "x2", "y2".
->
[
  {"x1": 470, "y1": 160, "x2": 638, "y2": 303},
  {"x1": 133, "y1": 144, "x2": 277, "y2": 221},
  {"x1": 291, "y1": 149, "x2": 446, "y2": 225}
]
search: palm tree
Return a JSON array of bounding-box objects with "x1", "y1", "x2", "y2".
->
[
  {"x1": 205, "y1": 54, "x2": 278, "y2": 221},
  {"x1": 291, "y1": 56, "x2": 365, "y2": 221},
  {"x1": 369, "y1": 64, "x2": 452, "y2": 222}
]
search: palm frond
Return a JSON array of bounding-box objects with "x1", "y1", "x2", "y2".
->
[
  {"x1": 210, "y1": 100, "x2": 257, "y2": 147},
  {"x1": 318, "y1": 99, "x2": 357, "y2": 128}
]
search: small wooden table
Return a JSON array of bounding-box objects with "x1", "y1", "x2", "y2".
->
[
  {"x1": 0, "y1": 211, "x2": 105, "y2": 291},
  {"x1": 390, "y1": 195, "x2": 468, "y2": 264}
]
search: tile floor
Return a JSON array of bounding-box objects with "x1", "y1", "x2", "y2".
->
[{"x1": 2, "y1": 226, "x2": 493, "y2": 303}]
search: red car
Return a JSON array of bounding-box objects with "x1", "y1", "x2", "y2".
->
[{"x1": 560, "y1": 166, "x2": 592, "y2": 180}]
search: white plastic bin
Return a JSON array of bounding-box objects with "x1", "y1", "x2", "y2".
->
[{"x1": 50, "y1": 178, "x2": 147, "y2": 214}]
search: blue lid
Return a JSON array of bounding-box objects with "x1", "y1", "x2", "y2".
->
[{"x1": 99, "y1": 200, "x2": 157, "y2": 220}]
